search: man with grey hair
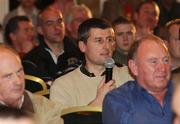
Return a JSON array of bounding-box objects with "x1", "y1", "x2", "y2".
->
[{"x1": 64, "y1": 4, "x2": 92, "y2": 60}]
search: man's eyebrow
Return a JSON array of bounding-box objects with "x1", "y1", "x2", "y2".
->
[{"x1": 1, "y1": 73, "x2": 12, "y2": 78}]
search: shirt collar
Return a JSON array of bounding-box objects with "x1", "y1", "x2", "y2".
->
[
  {"x1": 0, "y1": 95, "x2": 24, "y2": 109},
  {"x1": 21, "y1": 91, "x2": 35, "y2": 113},
  {"x1": 0, "y1": 91, "x2": 34, "y2": 113},
  {"x1": 137, "y1": 81, "x2": 173, "y2": 103},
  {"x1": 80, "y1": 63, "x2": 105, "y2": 77}
]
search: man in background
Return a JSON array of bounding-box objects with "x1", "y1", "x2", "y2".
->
[
  {"x1": 164, "y1": 19, "x2": 180, "y2": 85},
  {"x1": 133, "y1": 1, "x2": 160, "y2": 40},
  {"x1": 112, "y1": 16, "x2": 136, "y2": 66},
  {"x1": 4, "y1": 16, "x2": 37, "y2": 58},
  {"x1": 23, "y1": 7, "x2": 81, "y2": 84}
]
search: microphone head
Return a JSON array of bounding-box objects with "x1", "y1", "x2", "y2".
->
[{"x1": 104, "y1": 58, "x2": 115, "y2": 68}]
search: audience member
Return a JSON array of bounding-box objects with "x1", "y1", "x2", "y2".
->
[
  {"x1": 4, "y1": 16, "x2": 37, "y2": 58},
  {"x1": 155, "y1": 0, "x2": 180, "y2": 39},
  {"x1": 50, "y1": 18, "x2": 133, "y2": 110},
  {"x1": 103, "y1": 34, "x2": 173, "y2": 124},
  {"x1": 133, "y1": 1, "x2": 160, "y2": 40},
  {"x1": 3, "y1": 0, "x2": 39, "y2": 28},
  {"x1": 0, "y1": 106, "x2": 35, "y2": 124},
  {"x1": 0, "y1": 44, "x2": 63, "y2": 124},
  {"x1": 64, "y1": 4, "x2": 92, "y2": 60},
  {"x1": 22, "y1": 7, "x2": 81, "y2": 85},
  {"x1": 164, "y1": 19, "x2": 180, "y2": 85},
  {"x1": 172, "y1": 83, "x2": 180, "y2": 124},
  {"x1": 112, "y1": 16, "x2": 136, "y2": 66},
  {"x1": 65, "y1": 4, "x2": 92, "y2": 43}
]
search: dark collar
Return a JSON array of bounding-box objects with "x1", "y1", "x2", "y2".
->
[
  {"x1": 172, "y1": 66, "x2": 180, "y2": 73},
  {"x1": 21, "y1": 92, "x2": 35, "y2": 113},
  {"x1": 80, "y1": 63, "x2": 105, "y2": 77},
  {"x1": 0, "y1": 92, "x2": 35, "y2": 113}
]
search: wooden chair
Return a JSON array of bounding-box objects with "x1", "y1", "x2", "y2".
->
[{"x1": 61, "y1": 106, "x2": 102, "y2": 124}]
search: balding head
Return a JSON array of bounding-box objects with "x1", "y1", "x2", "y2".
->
[
  {"x1": 128, "y1": 34, "x2": 171, "y2": 94},
  {"x1": 0, "y1": 44, "x2": 25, "y2": 108}
]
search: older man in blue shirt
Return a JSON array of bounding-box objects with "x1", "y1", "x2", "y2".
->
[{"x1": 102, "y1": 34, "x2": 173, "y2": 124}]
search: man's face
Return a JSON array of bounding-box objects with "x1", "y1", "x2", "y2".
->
[
  {"x1": 135, "y1": 3, "x2": 159, "y2": 30},
  {"x1": 39, "y1": 9, "x2": 65, "y2": 44},
  {"x1": 13, "y1": 21, "x2": 36, "y2": 52},
  {"x1": 168, "y1": 24, "x2": 180, "y2": 61},
  {"x1": 80, "y1": 28, "x2": 115, "y2": 66},
  {"x1": 132, "y1": 40, "x2": 171, "y2": 93},
  {"x1": 0, "y1": 51, "x2": 25, "y2": 105},
  {"x1": 114, "y1": 23, "x2": 136, "y2": 53},
  {"x1": 69, "y1": 10, "x2": 91, "y2": 39}
]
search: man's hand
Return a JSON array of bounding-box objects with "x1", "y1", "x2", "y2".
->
[{"x1": 89, "y1": 78, "x2": 116, "y2": 107}]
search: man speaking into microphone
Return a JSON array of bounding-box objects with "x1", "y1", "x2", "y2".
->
[{"x1": 50, "y1": 18, "x2": 134, "y2": 109}]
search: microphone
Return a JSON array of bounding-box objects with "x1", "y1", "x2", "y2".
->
[{"x1": 104, "y1": 58, "x2": 115, "y2": 83}]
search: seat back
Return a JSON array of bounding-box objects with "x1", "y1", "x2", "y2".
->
[
  {"x1": 25, "y1": 75, "x2": 49, "y2": 96},
  {"x1": 61, "y1": 106, "x2": 102, "y2": 124}
]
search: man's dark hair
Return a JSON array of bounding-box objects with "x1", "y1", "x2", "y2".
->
[
  {"x1": 4, "y1": 16, "x2": 30, "y2": 45},
  {"x1": 78, "y1": 18, "x2": 112, "y2": 44},
  {"x1": 164, "y1": 19, "x2": 180, "y2": 41},
  {"x1": 112, "y1": 16, "x2": 134, "y2": 28},
  {"x1": 0, "y1": 106, "x2": 33, "y2": 120}
]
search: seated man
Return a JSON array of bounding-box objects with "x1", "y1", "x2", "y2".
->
[
  {"x1": 50, "y1": 18, "x2": 133, "y2": 110},
  {"x1": 103, "y1": 35, "x2": 173, "y2": 124},
  {"x1": 64, "y1": 4, "x2": 93, "y2": 60},
  {"x1": 0, "y1": 106, "x2": 35, "y2": 124},
  {"x1": 0, "y1": 44, "x2": 63, "y2": 124},
  {"x1": 22, "y1": 6, "x2": 81, "y2": 84},
  {"x1": 164, "y1": 19, "x2": 180, "y2": 85},
  {"x1": 4, "y1": 16, "x2": 37, "y2": 58},
  {"x1": 112, "y1": 16, "x2": 136, "y2": 66},
  {"x1": 133, "y1": 1, "x2": 160, "y2": 40}
]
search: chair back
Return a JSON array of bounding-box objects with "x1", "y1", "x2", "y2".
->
[
  {"x1": 25, "y1": 75, "x2": 49, "y2": 97},
  {"x1": 61, "y1": 106, "x2": 102, "y2": 124}
]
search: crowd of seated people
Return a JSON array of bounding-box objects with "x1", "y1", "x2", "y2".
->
[{"x1": 0, "y1": 0, "x2": 179, "y2": 124}]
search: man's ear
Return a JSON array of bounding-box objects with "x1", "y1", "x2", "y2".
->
[
  {"x1": 37, "y1": 26, "x2": 43, "y2": 35},
  {"x1": 79, "y1": 41, "x2": 86, "y2": 53},
  {"x1": 163, "y1": 40, "x2": 168, "y2": 47},
  {"x1": 9, "y1": 33, "x2": 17, "y2": 42},
  {"x1": 128, "y1": 59, "x2": 138, "y2": 76}
]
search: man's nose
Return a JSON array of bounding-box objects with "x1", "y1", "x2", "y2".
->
[
  {"x1": 13, "y1": 74, "x2": 23, "y2": 85},
  {"x1": 123, "y1": 34, "x2": 128, "y2": 41}
]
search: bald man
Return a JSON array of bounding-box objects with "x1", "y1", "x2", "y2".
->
[
  {"x1": 103, "y1": 35, "x2": 173, "y2": 124},
  {"x1": 0, "y1": 44, "x2": 63, "y2": 124}
]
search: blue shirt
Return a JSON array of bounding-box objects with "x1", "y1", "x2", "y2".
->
[{"x1": 102, "y1": 80, "x2": 173, "y2": 124}]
